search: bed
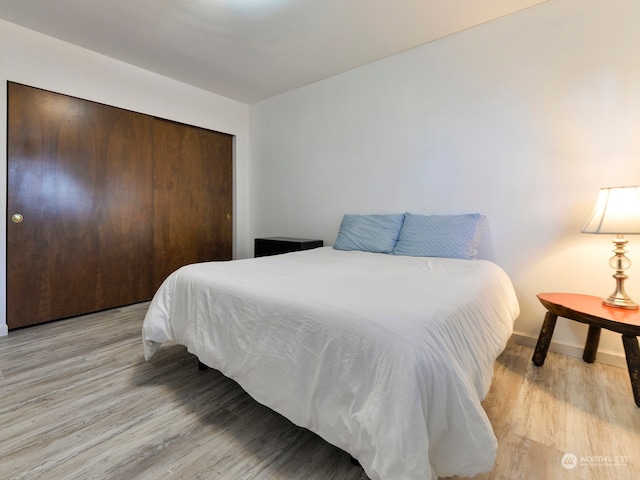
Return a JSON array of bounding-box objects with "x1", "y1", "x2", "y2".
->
[{"x1": 142, "y1": 214, "x2": 519, "y2": 480}]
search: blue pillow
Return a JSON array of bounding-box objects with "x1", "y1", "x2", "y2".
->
[
  {"x1": 333, "y1": 214, "x2": 405, "y2": 253},
  {"x1": 393, "y1": 213, "x2": 486, "y2": 259}
]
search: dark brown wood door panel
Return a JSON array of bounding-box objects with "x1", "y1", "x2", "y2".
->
[
  {"x1": 152, "y1": 118, "x2": 233, "y2": 289},
  {"x1": 7, "y1": 83, "x2": 232, "y2": 329},
  {"x1": 7, "y1": 83, "x2": 155, "y2": 328}
]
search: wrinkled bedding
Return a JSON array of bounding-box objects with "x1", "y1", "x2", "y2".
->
[{"x1": 142, "y1": 247, "x2": 519, "y2": 479}]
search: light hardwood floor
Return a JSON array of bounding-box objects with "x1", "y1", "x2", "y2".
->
[{"x1": 0, "y1": 303, "x2": 638, "y2": 479}]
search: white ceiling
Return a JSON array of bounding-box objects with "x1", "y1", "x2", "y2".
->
[{"x1": 0, "y1": 0, "x2": 548, "y2": 104}]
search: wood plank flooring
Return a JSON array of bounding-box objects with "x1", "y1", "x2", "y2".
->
[
  {"x1": 445, "y1": 340, "x2": 640, "y2": 480},
  {"x1": 0, "y1": 303, "x2": 638, "y2": 479}
]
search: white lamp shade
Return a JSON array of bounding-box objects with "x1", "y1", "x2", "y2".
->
[{"x1": 582, "y1": 186, "x2": 640, "y2": 234}]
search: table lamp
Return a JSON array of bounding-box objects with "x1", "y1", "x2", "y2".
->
[{"x1": 582, "y1": 185, "x2": 640, "y2": 309}]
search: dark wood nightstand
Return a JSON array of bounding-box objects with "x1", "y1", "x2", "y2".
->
[
  {"x1": 254, "y1": 237, "x2": 323, "y2": 258},
  {"x1": 533, "y1": 292, "x2": 640, "y2": 407}
]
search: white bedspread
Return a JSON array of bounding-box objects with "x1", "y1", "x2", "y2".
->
[{"x1": 142, "y1": 247, "x2": 519, "y2": 480}]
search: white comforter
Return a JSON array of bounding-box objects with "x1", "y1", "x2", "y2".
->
[{"x1": 142, "y1": 247, "x2": 519, "y2": 480}]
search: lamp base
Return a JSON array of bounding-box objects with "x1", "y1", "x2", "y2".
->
[
  {"x1": 602, "y1": 236, "x2": 639, "y2": 309},
  {"x1": 603, "y1": 295, "x2": 639, "y2": 310}
]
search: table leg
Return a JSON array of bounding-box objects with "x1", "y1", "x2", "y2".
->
[
  {"x1": 532, "y1": 311, "x2": 558, "y2": 366},
  {"x1": 583, "y1": 325, "x2": 601, "y2": 363},
  {"x1": 621, "y1": 335, "x2": 640, "y2": 408}
]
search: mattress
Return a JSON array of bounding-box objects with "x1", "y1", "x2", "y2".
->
[{"x1": 142, "y1": 246, "x2": 519, "y2": 479}]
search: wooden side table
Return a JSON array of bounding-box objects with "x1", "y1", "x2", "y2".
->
[{"x1": 533, "y1": 293, "x2": 640, "y2": 407}]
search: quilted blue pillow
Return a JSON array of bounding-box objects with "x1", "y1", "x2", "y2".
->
[
  {"x1": 393, "y1": 213, "x2": 486, "y2": 259},
  {"x1": 333, "y1": 214, "x2": 405, "y2": 253}
]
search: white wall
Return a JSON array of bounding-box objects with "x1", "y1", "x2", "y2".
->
[
  {"x1": 0, "y1": 20, "x2": 251, "y2": 336},
  {"x1": 249, "y1": 0, "x2": 640, "y2": 365}
]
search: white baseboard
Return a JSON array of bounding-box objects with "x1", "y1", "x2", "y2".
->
[
  {"x1": 509, "y1": 332, "x2": 627, "y2": 369},
  {"x1": 0, "y1": 323, "x2": 7, "y2": 337}
]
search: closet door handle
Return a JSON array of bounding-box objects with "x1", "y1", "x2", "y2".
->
[{"x1": 11, "y1": 213, "x2": 23, "y2": 223}]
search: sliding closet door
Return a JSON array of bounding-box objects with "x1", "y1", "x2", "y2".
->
[
  {"x1": 7, "y1": 83, "x2": 154, "y2": 329},
  {"x1": 7, "y1": 83, "x2": 233, "y2": 329},
  {"x1": 152, "y1": 118, "x2": 233, "y2": 289}
]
